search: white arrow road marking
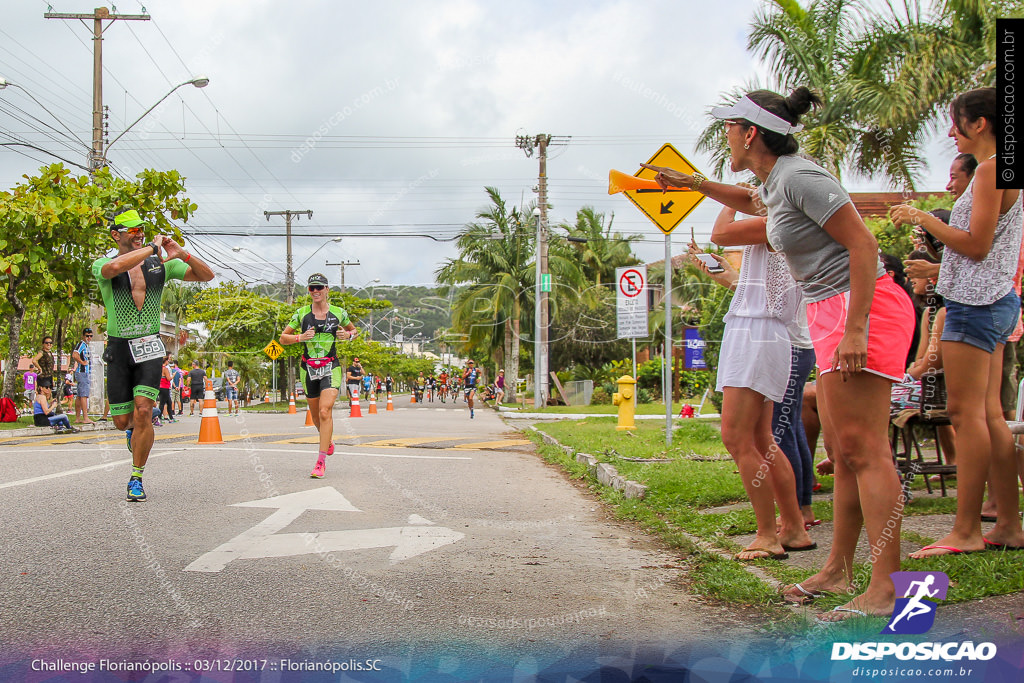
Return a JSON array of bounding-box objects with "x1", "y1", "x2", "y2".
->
[
  {"x1": 260, "y1": 526, "x2": 464, "y2": 565},
  {"x1": 185, "y1": 486, "x2": 463, "y2": 572},
  {"x1": 185, "y1": 486, "x2": 360, "y2": 572}
]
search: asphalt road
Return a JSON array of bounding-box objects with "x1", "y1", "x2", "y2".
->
[{"x1": 0, "y1": 394, "x2": 753, "y2": 675}]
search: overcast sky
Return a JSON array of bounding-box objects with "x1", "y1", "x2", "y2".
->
[{"x1": 1, "y1": 0, "x2": 958, "y2": 289}]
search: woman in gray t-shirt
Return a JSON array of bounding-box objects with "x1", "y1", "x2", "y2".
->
[{"x1": 644, "y1": 86, "x2": 914, "y2": 624}]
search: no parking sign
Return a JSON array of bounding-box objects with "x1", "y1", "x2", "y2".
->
[{"x1": 616, "y1": 266, "x2": 648, "y2": 338}]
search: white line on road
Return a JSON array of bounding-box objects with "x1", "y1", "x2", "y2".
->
[{"x1": 0, "y1": 450, "x2": 184, "y2": 491}]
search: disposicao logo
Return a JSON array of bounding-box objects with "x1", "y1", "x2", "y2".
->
[
  {"x1": 884, "y1": 570, "x2": 948, "y2": 635},
  {"x1": 831, "y1": 571, "x2": 997, "y2": 663}
]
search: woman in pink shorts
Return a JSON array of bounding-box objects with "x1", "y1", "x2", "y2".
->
[{"x1": 645, "y1": 86, "x2": 914, "y2": 622}]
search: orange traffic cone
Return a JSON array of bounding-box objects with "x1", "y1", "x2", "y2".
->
[
  {"x1": 198, "y1": 380, "x2": 224, "y2": 444},
  {"x1": 410, "y1": 389, "x2": 416, "y2": 404},
  {"x1": 264, "y1": 392, "x2": 270, "y2": 403},
  {"x1": 288, "y1": 393, "x2": 297, "y2": 414},
  {"x1": 368, "y1": 391, "x2": 378, "y2": 415},
  {"x1": 305, "y1": 405, "x2": 315, "y2": 426},
  {"x1": 349, "y1": 390, "x2": 363, "y2": 418},
  {"x1": 386, "y1": 393, "x2": 394, "y2": 411}
]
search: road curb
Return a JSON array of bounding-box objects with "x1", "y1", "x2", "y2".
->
[
  {"x1": 526, "y1": 425, "x2": 786, "y2": 595},
  {"x1": 1, "y1": 421, "x2": 117, "y2": 437}
]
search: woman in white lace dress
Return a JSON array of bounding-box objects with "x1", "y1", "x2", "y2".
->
[
  {"x1": 892, "y1": 87, "x2": 1024, "y2": 556},
  {"x1": 689, "y1": 206, "x2": 814, "y2": 560}
]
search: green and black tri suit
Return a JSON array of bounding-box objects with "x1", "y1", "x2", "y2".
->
[
  {"x1": 288, "y1": 304, "x2": 352, "y2": 398},
  {"x1": 92, "y1": 255, "x2": 189, "y2": 415}
]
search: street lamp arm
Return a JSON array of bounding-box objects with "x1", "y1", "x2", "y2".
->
[{"x1": 105, "y1": 77, "x2": 209, "y2": 153}]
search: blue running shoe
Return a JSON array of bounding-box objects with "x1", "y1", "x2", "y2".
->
[
  {"x1": 470, "y1": 409, "x2": 475, "y2": 419},
  {"x1": 126, "y1": 477, "x2": 146, "y2": 502},
  {"x1": 125, "y1": 428, "x2": 133, "y2": 453}
]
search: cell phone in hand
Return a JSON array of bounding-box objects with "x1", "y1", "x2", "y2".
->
[{"x1": 695, "y1": 253, "x2": 725, "y2": 273}]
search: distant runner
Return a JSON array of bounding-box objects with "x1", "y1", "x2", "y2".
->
[{"x1": 463, "y1": 360, "x2": 479, "y2": 419}]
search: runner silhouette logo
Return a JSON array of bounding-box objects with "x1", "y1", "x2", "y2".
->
[{"x1": 884, "y1": 571, "x2": 949, "y2": 635}]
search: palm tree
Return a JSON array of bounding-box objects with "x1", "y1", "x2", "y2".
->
[
  {"x1": 436, "y1": 188, "x2": 536, "y2": 401},
  {"x1": 696, "y1": 0, "x2": 1016, "y2": 190},
  {"x1": 161, "y1": 282, "x2": 199, "y2": 354},
  {"x1": 559, "y1": 207, "x2": 641, "y2": 288}
]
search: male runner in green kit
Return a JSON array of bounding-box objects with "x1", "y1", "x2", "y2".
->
[{"x1": 93, "y1": 209, "x2": 214, "y2": 501}]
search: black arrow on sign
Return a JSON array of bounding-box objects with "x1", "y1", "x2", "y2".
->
[{"x1": 660, "y1": 201, "x2": 674, "y2": 214}]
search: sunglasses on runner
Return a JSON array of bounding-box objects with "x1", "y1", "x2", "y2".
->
[
  {"x1": 117, "y1": 226, "x2": 145, "y2": 236},
  {"x1": 308, "y1": 285, "x2": 326, "y2": 292}
]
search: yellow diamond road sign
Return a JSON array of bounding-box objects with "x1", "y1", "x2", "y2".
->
[
  {"x1": 264, "y1": 340, "x2": 284, "y2": 360},
  {"x1": 622, "y1": 143, "x2": 706, "y2": 235}
]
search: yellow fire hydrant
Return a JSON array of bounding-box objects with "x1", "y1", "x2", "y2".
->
[{"x1": 612, "y1": 375, "x2": 637, "y2": 431}]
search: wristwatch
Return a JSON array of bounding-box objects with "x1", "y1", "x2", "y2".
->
[{"x1": 148, "y1": 242, "x2": 159, "y2": 257}]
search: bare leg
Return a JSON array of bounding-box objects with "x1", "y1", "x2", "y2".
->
[
  {"x1": 912, "y1": 342, "x2": 1024, "y2": 554},
  {"x1": 317, "y1": 389, "x2": 338, "y2": 453},
  {"x1": 721, "y1": 387, "x2": 808, "y2": 558},
  {"x1": 754, "y1": 402, "x2": 813, "y2": 548},
  {"x1": 803, "y1": 371, "x2": 900, "y2": 619}
]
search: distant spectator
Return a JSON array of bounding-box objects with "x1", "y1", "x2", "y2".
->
[
  {"x1": 32, "y1": 336, "x2": 55, "y2": 391},
  {"x1": 224, "y1": 360, "x2": 240, "y2": 415},
  {"x1": 188, "y1": 361, "x2": 207, "y2": 415},
  {"x1": 23, "y1": 363, "x2": 38, "y2": 405},
  {"x1": 71, "y1": 327, "x2": 95, "y2": 424},
  {"x1": 33, "y1": 387, "x2": 73, "y2": 432}
]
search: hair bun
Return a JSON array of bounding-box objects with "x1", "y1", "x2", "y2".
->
[{"x1": 785, "y1": 87, "x2": 821, "y2": 117}]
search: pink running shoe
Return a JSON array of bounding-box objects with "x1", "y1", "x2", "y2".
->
[
  {"x1": 310, "y1": 456, "x2": 326, "y2": 479},
  {"x1": 327, "y1": 441, "x2": 335, "y2": 456}
]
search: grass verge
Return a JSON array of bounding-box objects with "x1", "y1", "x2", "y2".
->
[{"x1": 524, "y1": 418, "x2": 1024, "y2": 613}]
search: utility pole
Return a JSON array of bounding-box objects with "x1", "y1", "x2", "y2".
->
[
  {"x1": 45, "y1": 6, "x2": 150, "y2": 172},
  {"x1": 264, "y1": 209, "x2": 312, "y2": 401},
  {"x1": 264, "y1": 210, "x2": 313, "y2": 305},
  {"x1": 516, "y1": 132, "x2": 568, "y2": 409},
  {"x1": 325, "y1": 260, "x2": 361, "y2": 293}
]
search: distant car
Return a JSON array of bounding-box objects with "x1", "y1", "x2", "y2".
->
[{"x1": 294, "y1": 381, "x2": 304, "y2": 398}]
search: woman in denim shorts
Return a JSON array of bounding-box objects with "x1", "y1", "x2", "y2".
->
[{"x1": 892, "y1": 87, "x2": 1024, "y2": 556}]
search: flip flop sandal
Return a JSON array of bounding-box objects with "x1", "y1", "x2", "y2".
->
[
  {"x1": 909, "y1": 544, "x2": 979, "y2": 558},
  {"x1": 782, "y1": 583, "x2": 830, "y2": 604},
  {"x1": 804, "y1": 519, "x2": 823, "y2": 529},
  {"x1": 814, "y1": 607, "x2": 869, "y2": 626},
  {"x1": 983, "y1": 537, "x2": 1024, "y2": 551},
  {"x1": 735, "y1": 549, "x2": 789, "y2": 561},
  {"x1": 783, "y1": 542, "x2": 818, "y2": 552}
]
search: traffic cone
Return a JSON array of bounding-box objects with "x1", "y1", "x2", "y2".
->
[
  {"x1": 349, "y1": 390, "x2": 363, "y2": 418},
  {"x1": 410, "y1": 389, "x2": 417, "y2": 404},
  {"x1": 198, "y1": 381, "x2": 224, "y2": 444},
  {"x1": 368, "y1": 391, "x2": 378, "y2": 415},
  {"x1": 288, "y1": 393, "x2": 297, "y2": 414},
  {"x1": 264, "y1": 392, "x2": 270, "y2": 403},
  {"x1": 386, "y1": 392, "x2": 394, "y2": 411},
  {"x1": 305, "y1": 405, "x2": 315, "y2": 426}
]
